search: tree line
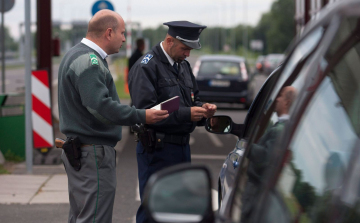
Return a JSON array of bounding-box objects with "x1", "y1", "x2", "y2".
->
[
  {"x1": 2, "y1": 0, "x2": 294, "y2": 57},
  {"x1": 141, "y1": 0, "x2": 295, "y2": 55}
]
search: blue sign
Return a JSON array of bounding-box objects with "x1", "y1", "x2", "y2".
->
[{"x1": 91, "y1": 1, "x2": 115, "y2": 16}]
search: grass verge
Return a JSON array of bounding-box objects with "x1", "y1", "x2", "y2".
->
[{"x1": 0, "y1": 164, "x2": 9, "y2": 174}]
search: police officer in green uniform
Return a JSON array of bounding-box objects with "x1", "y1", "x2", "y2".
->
[{"x1": 128, "y1": 21, "x2": 217, "y2": 223}]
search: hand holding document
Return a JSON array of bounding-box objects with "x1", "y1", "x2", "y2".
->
[{"x1": 151, "y1": 96, "x2": 180, "y2": 114}]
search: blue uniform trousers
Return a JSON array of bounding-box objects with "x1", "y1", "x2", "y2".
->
[{"x1": 135, "y1": 141, "x2": 191, "y2": 223}]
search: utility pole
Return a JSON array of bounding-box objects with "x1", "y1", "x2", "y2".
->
[
  {"x1": 1, "y1": 0, "x2": 5, "y2": 93},
  {"x1": 232, "y1": 0, "x2": 236, "y2": 53},
  {"x1": 36, "y1": 0, "x2": 52, "y2": 94},
  {"x1": 126, "y1": 0, "x2": 132, "y2": 58},
  {"x1": 25, "y1": 0, "x2": 33, "y2": 174},
  {"x1": 243, "y1": 0, "x2": 248, "y2": 58}
]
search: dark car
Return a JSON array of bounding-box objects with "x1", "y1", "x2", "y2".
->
[
  {"x1": 193, "y1": 55, "x2": 254, "y2": 108},
  {"x1": 263, "y1": 53, "x2": 285, "y2": 75},
  {"x1": 141, "y1": 1, "x2": 360, "y2": 222}
]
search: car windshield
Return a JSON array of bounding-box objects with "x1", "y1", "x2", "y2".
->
[
  {"x1": 267, "y1": 55, "x2": 284, "y2": 64},
  {"x1": 198, "y1": 60, "x2": 241, "y2": 77}
]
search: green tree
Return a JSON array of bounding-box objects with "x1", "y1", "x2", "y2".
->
[
  {"x1": 253, "y1": 12, "x2": 272, "y2": 54},
  {"x1": 140, "y1": 0, "x2": 295, "y2": 56},
  {"x1": 0, "y1": 26, "x2": 18, "y2": 51},
  {"x1": 265, "y1": 0, "x2": 295, "y2": 53},
  {"x1": 142, "y1": 25, "x2": 167, "y2": 48}
]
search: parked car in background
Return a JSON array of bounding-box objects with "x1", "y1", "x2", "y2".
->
[
  {"x1": 142, "y1": 1, "x2": 360, "y2": 222},
  {"x1": 263, "y1": 53, "x2": 285, "y2": 75},
  {"x1": 255, "y1": 55, "x2": 265, "y2": 73},
  {"x1": 193, "y1": 55, "x2": 254, "y2": 108}
]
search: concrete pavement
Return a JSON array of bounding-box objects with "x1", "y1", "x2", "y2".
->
[{"x1": 0, "y1": 164, "x2": 68, "y2": 205}]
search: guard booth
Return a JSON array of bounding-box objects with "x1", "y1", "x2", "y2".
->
[{"x1": 0, "y1": 94, "x2": 25, "y2": 160}]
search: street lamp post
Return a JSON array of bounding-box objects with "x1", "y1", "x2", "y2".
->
[{"x1": 24, "y1": 0, "x2": 33, "y2": 174}]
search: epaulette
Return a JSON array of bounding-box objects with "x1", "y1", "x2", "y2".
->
[
  {"x1": 141, "y1": 54, "x2": 154, "y2": 64},
  {"x1": 89, "y1": 54, "x2": 99, "y2": 65}
]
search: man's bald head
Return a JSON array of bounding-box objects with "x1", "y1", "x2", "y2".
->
[
  {"x1": 87, "y1": 9, "x2": 123, "y2": 39},
  {"x1": 85, "y1": 10, "x2": 126, "y2": 55},
  {"x1": 282, "y1": 86, "x2": 297, "y2": 107},
  {"x1": 275, "y1": 86, "x2": 298, "y2": 116}
]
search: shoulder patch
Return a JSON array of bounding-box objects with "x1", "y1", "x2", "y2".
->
[
  {"x1": 141, "y1": 54, "x2": 153, "y2": 64},
  {"x1": 89, "y1": 54, "x2": 99, "y2": 65}
]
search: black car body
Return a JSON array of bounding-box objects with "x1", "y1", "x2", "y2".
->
[
  {"x1": 217, "y1": 65, "x2": 282, "y2": 208},
  {"x1": 193, "y1": 55, "x2": 254, "y2": 107},
  {"x1": 142, "y1": 1, "x2": 360, "y2": 222}
]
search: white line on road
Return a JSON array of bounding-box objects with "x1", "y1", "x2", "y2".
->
[
  {"x1": 207, "y1": 133, "x2": 223, "y2": 147},
  {"x1": 191, "y1": 154, "x2": 227, "y2": 160},
  {"x1": 136, "y1": 179, "x2": 140, "y2": 201},
  {"x1": 196, "y1": 127, "x2": 224, "y2": 147},
  {"x1": 212, "y1": 189, "x2": 219, "y2": 211}
]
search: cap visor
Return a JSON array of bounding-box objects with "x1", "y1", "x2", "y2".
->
[{"x1": 182, "y1": 41, "x2": 201, "y2": 50}]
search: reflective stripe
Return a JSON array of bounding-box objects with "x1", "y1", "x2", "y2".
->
[
  {"x1": 175, "y1": 36, "x2": 199, "y2": 43},
  {"x1": 93, "y1": 145, "x2": 100, "y2": 223}
]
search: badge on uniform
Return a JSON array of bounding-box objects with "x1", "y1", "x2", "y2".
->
[
  {"x1": 191, "y1": 90, "x2": 194, "y2": 102},
  {"x1": 141, "y1": 54, "x2": 153, "y2": 64},
  {"x1": 89, "y1": 54, "x2": 99, "y2": 65}
]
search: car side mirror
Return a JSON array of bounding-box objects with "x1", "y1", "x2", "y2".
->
[
  {"x1": 143, "y1": 164, "x2": 214, "y2": 223},
  {"x1": 205, "y1": 115, "x2": 245, "y2": 137}
]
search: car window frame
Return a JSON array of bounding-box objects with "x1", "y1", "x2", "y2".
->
[
  {"x1": 241, "y1": 66, "x2": 282, "y2": 139},
  {"x1": 253, "y1": 12, "x2": 360, "y2": 223},
  {"x1": 225, "y1": 12, "x2": 343, "y2": 222}
]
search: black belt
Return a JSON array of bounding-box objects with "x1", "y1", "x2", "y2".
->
[{"x1": 163, "y1": 134, "x2": 190, "y2": 145}]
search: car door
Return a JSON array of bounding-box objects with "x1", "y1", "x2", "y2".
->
[
  {"x1": 218, "y1": 66, "x2": 283, "y2": 207},
  {"x1": 253, "y1": 6, "x2": 360, "y2": 223},
  {"x1": 219, "y1": 8, "x2": 332, "y2": 221}
]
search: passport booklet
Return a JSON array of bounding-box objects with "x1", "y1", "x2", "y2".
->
[{"x1": 151, "y1": 96, "x2": 180, "y2": 114}]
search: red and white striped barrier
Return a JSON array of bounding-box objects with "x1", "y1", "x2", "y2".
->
[{"x1": 31, "y1": 70, "x2": 54, "y2": 148}]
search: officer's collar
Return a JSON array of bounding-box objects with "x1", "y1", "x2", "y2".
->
[
  {"x1": 81, "y1": 38, "x2": 108, "y2": 60},
  {"x1": 160, "y1": 41, "x2": 176, "y2": 66}
]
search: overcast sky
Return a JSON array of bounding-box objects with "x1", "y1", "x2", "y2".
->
[{"x1": 4, "y1": 0, "x2": 275, "y2": 40}]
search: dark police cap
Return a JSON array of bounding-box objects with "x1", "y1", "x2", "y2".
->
[{"x1": 163, "y1": 21, "x2": 207, "y2": 49}]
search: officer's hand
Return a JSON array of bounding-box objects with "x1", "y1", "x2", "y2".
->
[
  {"x1": 202, "y1": 103, "x2": 217, "y2": 118},
  {"x1": 191, "y1": 107, "x2": 207, "y2": 122},
  {"x1": 145, "y1": 109, "x2": 169, "y2": 124}
]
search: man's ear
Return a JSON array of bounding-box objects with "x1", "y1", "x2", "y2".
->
[
  {"x1": 165, "y1": 36, "x2": 174, "y2": 47},
  {"x1": 105, "y1": 28, "x2": 113, "y2": 40},
  {"x1": 285, "y1": 100, "x2": 291, "y2": 108}
]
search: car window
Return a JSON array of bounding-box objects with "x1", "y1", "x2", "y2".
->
[
  {"x1": 264, "y1": 27, "x2": 324, "y2": 114},
  {"x1": 262, "y1": 16, "x2": 360, "y2": 223},
  {"x1": 272, "y1": 77, "x2": 356, "y2": 222},
  {"x1": 242, "y1": 68, "x2": 281, "y2": 139},
  {"x1": 253, "y1": 26, "x2": 326, "y2": 145},
  {"x1": 198, "y1": 61, "x2": 241, "y2": 77},
  {"x1": 229, "y1": 25, "x2": 328, "y2": 223}
]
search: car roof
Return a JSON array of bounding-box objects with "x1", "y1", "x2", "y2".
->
[
  {"x1": 297, "y1": 0, "x2": 360, "y2": 42},
  {"x1": 198, "y1": 54, "x2": 246, "y2": 62},
  {"x1": 265, "y1": 54, "x2": 285, "y2": 58}
]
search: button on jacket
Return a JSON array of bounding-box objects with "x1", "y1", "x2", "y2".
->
[{"x1": 128, "y1": 42, "x2": 205, "y2": 134}]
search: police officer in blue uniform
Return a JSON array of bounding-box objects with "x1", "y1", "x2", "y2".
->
[{"x1": 128, "y1": 21, "x2": 217, "y2": 223}]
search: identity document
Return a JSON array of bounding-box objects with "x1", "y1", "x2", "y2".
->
[{"x1": 151, "y1": 96, "x2": 180, "y2": 113}]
